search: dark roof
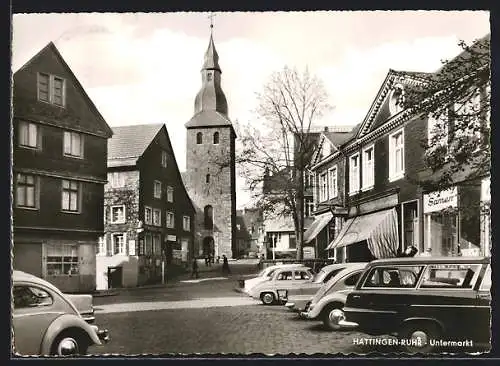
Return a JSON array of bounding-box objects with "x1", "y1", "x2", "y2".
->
[
  {"x1": 108, "y1": 123, "x2": 163, "y2": 163},
  {"x1": 185, "y1": 110, "x2": 233, "y2": 129},
  {"x1": 14, "y1": 42, "x2": 113, "y2": 138},
  {"x1": 323, "y1": 131, "x2": 355, "y2": 147},
  {"x1": 202, "y1": 33, "x2": 221, "y2": 71}
]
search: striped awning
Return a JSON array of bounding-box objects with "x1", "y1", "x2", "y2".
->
[
  {"x1": 303, "y1": 212, "x2": 333, "y2": 244},
  {"x1": 326, "y1": 208, "x2": 399, "y2": 259}
]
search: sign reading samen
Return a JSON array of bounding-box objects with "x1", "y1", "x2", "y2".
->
[{"x1": 423, "y1": 187, "x2": 458, "y2": 214}]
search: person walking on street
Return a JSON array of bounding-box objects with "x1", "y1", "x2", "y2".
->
[
  {"x1": 191, "y1": 258, "x2": 199, "y2": 279},
  {"x1": 222, "y1": 254, "x2": 231, "y2": 275}
]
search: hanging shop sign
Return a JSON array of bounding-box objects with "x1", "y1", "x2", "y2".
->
[
  {"x1": 423, "y1": 187, "x2": 458, "y2": 214},
  {"x1": 167, "y1": 235, "x2": 177, "y2": 242}
]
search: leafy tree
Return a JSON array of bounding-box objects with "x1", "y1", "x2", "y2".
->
[{"x1": 235, "y1": 66, "x2": 332, "y2": 259}]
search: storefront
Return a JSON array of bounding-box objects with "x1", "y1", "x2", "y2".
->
[{"x1": 423, "y1": 184, "x2": 482, "y2": 256}]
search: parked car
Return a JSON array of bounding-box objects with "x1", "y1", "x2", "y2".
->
[
  {"x1": 248, "y1": 265, "x2": 314, "y2": 305},
  {"x1": 300, "y1": 263, "x2": 368, "y2": 330},
  {"x1": 12, "y1": 270, "x2": 109, "y2": 356},
  {"x1": 281, "y1": 262, "x2": 366, "y2": 308},
  {"x1": 343, "y1": 256, "x2": 491, "y2": 353},
  {"x1": 236, "y1": 263, "x2": 307, "y2": 294}
]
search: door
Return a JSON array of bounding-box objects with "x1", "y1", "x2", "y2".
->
[
  {"x1": 12, "y1": 285, "x2": 60, "y2": 355},
  {"x1": 108, "y1": 267, "x2": 123, "y2": 289}
]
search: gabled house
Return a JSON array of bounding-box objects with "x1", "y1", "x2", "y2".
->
[
  {"x1": 96, "y1": 123, "x2": 195, "y2": 290},
  {"x1": 12, "y1": 42, "x2": 113, "y2": 293},
  {"x1": 234, "y1": 208, "x2": 264, "y2": 258},
  {"x1": 306, "y1": 126, "x2": 357, "y2": 259}
]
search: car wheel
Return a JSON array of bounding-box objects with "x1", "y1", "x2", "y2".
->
[
  {"x1": 260, "y1": 292, "x2": 275, "y2": 305},
  {"x1": 50, "y1": 330, "x2": 89, "y2": 356},
  {"x1": 398, "y1": 322, "x2": 441, "y2": 354},
  {"x1": 322, "y1": 303, "x2": 345, "y2": 331}
]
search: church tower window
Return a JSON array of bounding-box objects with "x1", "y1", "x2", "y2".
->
[
  {"x1": 213, "y1": 132, "x2": 219, "y2": 144},
  {"x1": 204, "y1": 205, "x2": 213, "y2": 230},
  {"x1": 206, "y1": 174, "x2": 210, "y2": 183},
  {"x1": 196, "y1": 132, "x2": 203, "y2": 144}
]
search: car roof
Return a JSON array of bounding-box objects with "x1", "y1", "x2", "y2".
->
[
  {"x1": 13, "y1": 270, "x2": 64, "y2": 295},
  {"x1": 267, "y1": 263, "x2": 306, "y2": 269},
  {"x1": 368, "y1": 256, "x2": 490, "y2": 267},
  {"x1": 320, "y1": 262, "x2": 368, "y2": 272}
]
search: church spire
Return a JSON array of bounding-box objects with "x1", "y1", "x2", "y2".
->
[{"x1": 193, "y1": 15, "x2": 228, "y2": 116}]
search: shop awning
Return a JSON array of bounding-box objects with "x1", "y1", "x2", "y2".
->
[
  {"x1": 326, "y1": 208, "x2": 399, "y2": 259},
  {"x1": 303, "y1": 212, "x2": 333, "y2": 244}
]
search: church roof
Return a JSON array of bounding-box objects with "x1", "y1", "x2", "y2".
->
[
  {"x1": 185, "y1": 109, "x2": 233, "y2": 129},
  {"x1": 108, "y1": 123, "x2": 163, "y2": 165},
  {"x1": 202, "y1": 34, "x2": 221, "y2": 71}
]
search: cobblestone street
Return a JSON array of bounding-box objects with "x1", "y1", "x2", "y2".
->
[{"x1": 89, "y1": 263, "x2": 370, "y2": 355}]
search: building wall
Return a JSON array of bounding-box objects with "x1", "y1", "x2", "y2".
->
[
  {"x1": 185, "y1": 126, "x2": 236, "y2": 258},
  {"x1": 13, "y1": 44, "x2": 110, "y2": 293}
]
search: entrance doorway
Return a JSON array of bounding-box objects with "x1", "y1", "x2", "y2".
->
[
  {"x1": 107, "y1": 266, "x2": 123, "y2": 289},
  {"x1": 202, "y1": 236, "x2": 215, "y2": 257}
]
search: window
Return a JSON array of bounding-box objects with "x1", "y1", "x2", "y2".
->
[
  {"x1": 196, "y1": 132, "x2": 203, "y2": 144},
  {"x1": 349, "y1": 153, "x2": 360, "y2": 194},
  {"x1": 289, "y1": 234, "x2": 296, "y2": 249},
  {"x1": 16, "y1": 173, "x2": 38, "y2": 209},
  {"x1": 38, "y1": 73, "x2": 65, "y2": 107},
  {"x1": 153, "y1": 234, "x2": 161, "y2": 255},
  {"x1": 144, "y1": 206, "x2": 152, "y2": 225},
  {"x1": 362, "y1": 266, "x2": 424, "y2": 288},
  {"x1": 167, "y1": 186, "x2": 174, "y2": 202},
  {"x1": 304, "y1": 198, "x2": 315, "y2": 217},
  {"x1": 304, "y1": 171, "x2": 314, "y2": 189},
  {"x1": 183, "y1": 216, "x2": 191, "y2": 231},
  {"x1": 145, "y1": 233, "x2": 153, "y2": 255},
  {"x1": 319, "y1": 172, "x2": 328, "y2": 202},
  {"x1": 389, "y1": 129, "x2": 405, "y2": 181},
  {"x1": 328, "y1": 166, "x2": 338, "y2": 199},
  {"x1": 420, "y1": 264, "x2": 481, "y2": 289},
  {"x1": 97, "y1": 236, "x2": 106, "y2": 256},
  {"x1": 46, "y1": 243, "x2": 79, "y2": 276},
  {"x1": 18, "y1": 121, "x2": 40, "y2": 149},
  {"x1": 13, "y1": 286, "x2": 53, "y2": 309},
  {"x1": 161, "y1": 151, "x2": 168, "y2": 168},
  {"x1": 61, "y1": 179, "x2": 80, "y2": 212},
  {"x1": 108, "y1": 172, "x2": 125, "y2": 188},
  {"x1": 344, "y1": 272, "x2": 362, "y2": 287},
  {"x1": 154, "y1": 180, "x2": 162, "y2": 198},
  {"x1": 204, "y1": 205, "x2": 213, "y2": 230},
  {"x1": 111, "y1": 205, "x2": 126, "y2": 224},
  {"x1": 362, "y1": 145, "x2": 374, "y2": 190},
  {"x1": 427, "y1": 113, "x2": 449, "y2": 149},
  {"x1": 63, "y1": 131, "x2": 84, "y2": 158},
  {"x1": 153, "y1": 208, "x2": 162, "y2": 226},
  {"x1": 213, "y1": 132, "x2": 219, "y2": 144},
  {"x1": 166, "y1": 211, "x2": 175, "y2": 228},
  {"x1": 295, "y1": 270, "x2": 311, "y2": 280},
  {"x1": 277, "y1": 271, "x2": 293, "y2": 280},
  {"x1": 113, "y1": 233, "x2": 126, "y2": 255},
  {"x1": 206, "y1": 174, "x2": 210, "y2": 183},
  {"x1": 138, "y1": 239, "x2": 145, "y2": 256}
]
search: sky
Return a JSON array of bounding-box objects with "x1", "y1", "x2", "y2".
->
[{"x1": 12, "y1": 11, "x2": 490, "y2": 208}]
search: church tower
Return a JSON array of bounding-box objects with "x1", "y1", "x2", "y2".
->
[{"x1": 184, "y1": 29, "x2": 236, "y2": 259}]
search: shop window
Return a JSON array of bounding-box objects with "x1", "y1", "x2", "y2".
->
[{"x1": 46, "y1": 243, "x2": 79, "y2": 276}]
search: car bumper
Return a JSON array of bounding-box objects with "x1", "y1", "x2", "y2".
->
[{"x1": 91, "y1": 325, "x2": 110, "y2": 344}]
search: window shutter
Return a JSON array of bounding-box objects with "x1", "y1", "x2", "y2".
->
[{"x1": 106, "y1": 234, "x2": 112, "y2": 256}]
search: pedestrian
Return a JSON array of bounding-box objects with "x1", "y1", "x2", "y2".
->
[
  {"x1": 222, "y1": 254, "x2": 231, "y2": 275},
  {"x1": 191, "y1": 257, "x2": 199, "y2": 279},
  {"x1": 205, "y1": 255, "x2": 209, "y2": 267},
  {"x1": 216, "y1": 255, "x2": 220, "y2": 264}
]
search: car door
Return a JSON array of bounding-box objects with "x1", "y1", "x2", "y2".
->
[
  {"x1": 12, "y1": 284, "x2": 62, "y2": 355},
  {"x1": 474, "y1": 264, "x2": 491, "y2": 344}
]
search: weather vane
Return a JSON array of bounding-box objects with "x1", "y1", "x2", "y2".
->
[{"x1": 208, "y1": 12, "x2": 216, "y2": 30}]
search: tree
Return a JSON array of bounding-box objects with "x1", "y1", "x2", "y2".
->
[
  {"x1": 397, "y1": 35, "x2": 490, "y2": 192},
  {"x1": 236, "y1": 66, "x2": 332, "y2": 260}
]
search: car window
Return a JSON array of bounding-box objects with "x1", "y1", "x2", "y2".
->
[
  {"x1": 13, "y1": 286, "x2": 53, "y2": 309},
  {"x1": 295, "y1": 271, "x2": 311, "y2": 280},
  {"x1": 322, "y1": 268, "x2": 344, "y2": 283},
  {"x1": 420, "y1": 264, "x2": 481, "y2": 289},
  {"x1": 277, "y1": 271, "x2": 293, "y2": 280},
  {"x1": 480, "y1": 265, "x2": 491, "y2": 291},
  {"x1": 362, "y1": 266, "x2": 424, "y2": 288},
  {"x1": 344, "y1": 272, "x2": 362, "y2": 287},
  {"x1": 267, "y1": 269, "x2": 276, "y2": 277}
]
